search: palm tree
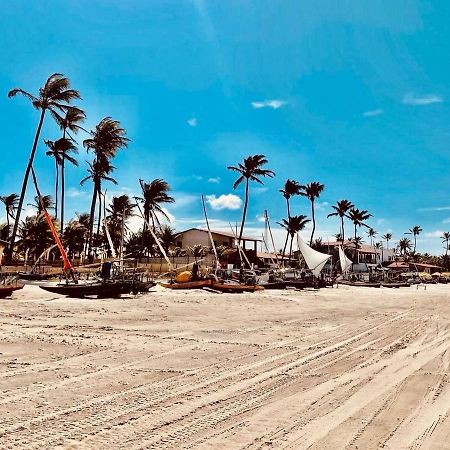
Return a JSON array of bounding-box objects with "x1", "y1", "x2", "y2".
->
[
  {"x1": 52, "y1": 107, "x2": 86, "y2": 231},
  {"x1": 63, "y1": 218, "x2": 88, "y2": 259},
  {"x1": 398, "y1": 237, "x2": 412, "y2": 256},
  {"x1": 28, "y1": 195, "x2": 54, "y2": 216},
  {"x1": 301, "y1": 182, "x2": 324, "y2": 245},
  {"x1": 374, "y1": 241, "x2": 383, "y2": 264},
  {"x1": 277, "y1": 215, "x2": 310, "y2": 263},
  {"x1": 0, "y1": 194, "x2": 19, "y2": 238},
  {"x1": 228, "y1": 155, "x2": 275, "y2": 244},
  {"x1": 107, "y1": 195, "x2": 135, "y2": 249},
  {"x1": 158, "y1": 225, "x2": 177, "y2": 253},
  {"x1": 82, "y1": 117, "x2": 129, "y2": 259},
  {"x1": 7, "y1": 73, "x2": 81, "y2": 259},
  {"x1": 406, "y1": 225, "x2": 422, "y2": 253},
  {"x1": 137, "y1": 179, "x2": 175, "y2": 231},
  {"x1": 327, "y1": 199, "x2": 354, "y2": 243},
  {"x1": 346, "y1": 208, "x2": 372, "y2": 264},
  {"x1": 279, "y1": 179, "x2": 303, "y2": 259},
  {"x1": 366, "y1": 228, "x2": 377, "y2": 247},
  {"x1": 80, "y1": 157, "x2": 117, "y2": 259},
  {"x1": 441, "y1": 232, "x2": 450, "y2": 270},
  {"x1": 382, "y1": 232, "x2": 392, "y2": 249}
]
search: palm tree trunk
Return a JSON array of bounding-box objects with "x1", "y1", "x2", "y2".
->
[
  {"x1": 341, "y1": 216, "x2": 345, "y2": 243},
  {"x1": 238, "y1": 178, "x2": 249, "y2": 245},
  {"x1": 86, "y1": 182, "x2": 98, "y2": 261},
  {"x1": 7, "y1": 108, "x2": 46, "y2": 261},
  {"x1": 289, "y1": 234, "x2": 294, "y2": 264},
  {"x1": 96, "y1": 187, "x2": 102, "y2": 239},
  {"x1": 54, "y1": 159, "x2": 59, "y2": 220},
  {"x1": 309, "y1": 199, "x2": 316, "y2": 246},
  {"x1": 60, "y1": 128, "x2": 66, "y2": 233},
  {"x1": 6, "y1": 210, "x2": 9, "y2": 239},
  {"x1": 282, "y1": 231, "x2": 290, "y2": 264}
]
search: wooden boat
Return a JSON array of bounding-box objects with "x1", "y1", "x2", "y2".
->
[
  {"x1": 39, "y1": 280, "x2": 154, "y2": 298},
  {"x1": 258, "y1": 280, "x2": 287, "y2": 290},
  {"x1": 18, "y1": 271, "x2": 55, "y2": 281},
  {"x1": 0, "y1": 284, "x2": 24, "y2": 298},
  {"x1": 160, "y1": 279, "x2": 214, "y2": 290},
  {"x1": 337, "y1": 280, "x2": 381, "y2": 288},
  {"x1": 381, "y1": 281, "x2": 410, "y2": 288},
  {"x1": 211, "y1": 282, "x2": 264, "y2": 293}
]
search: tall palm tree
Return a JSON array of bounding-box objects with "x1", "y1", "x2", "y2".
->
[
  {"x1": 366, "y1": 228, "x2": 377, "y2": 247},
  {"x1": 7, "y1": 73, "x2": 81, "y2": 259},
  {"x1": 80, "y1": 157, "x2": 117, "y2": 259},
  {"x1": 228, "y1": 155, "x2": 275, "y2": 244},
  {"x1": 327, "y1": 199, "x2": 354, "y2": 243},
  {"x1": 441, "y1": 231, "x2": 450, "y2": 270},
  {"x1": 107, "y1": 195, "x2": 135, "y2": 249},
  {"x1": 277, "y1": 215, "x2": 310, "y2": 263},
  {"x1": 407, "y1": 225, "x2": 422, "y2": 253},
  {"x1": 301, "y1": 182, "x2": 324, "y2": 245},
  {"x1": 0, "y1": 194, "x2": 19, "y2": 238},
  {"x1": 346, "y1": 208, "x2": 372, "y2": 262},
  {"x1": 28, "y1": 195, "x2": 54, "y2": 216},
  {"x1": 279, "y1": 179, "x2": 303, "y2": 259},
  {"x1": 382, "y1": 232, "x2": 392, "y2": 249},
  {"x1": 82, "y1": 117, "x2": 129, "y2": 259},
  {"x1": 52, "y1": 107, "x2": 86, "y2": 231},
  {"x1": 374, "y1": 241, "x2": 383, "y2": 264},
  {"x1": 398, "y1": 237, "x2": 412, "y2": 256},
  {"x1": 137, "y1": 179, "x2": 175, "y2": 232},
  {"x1": 158, "y1": 225, "x2": 177, "y2": 253}
]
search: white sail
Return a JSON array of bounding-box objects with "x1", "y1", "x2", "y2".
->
[
  {"x1": 339, "y1": 246, "x2": 353, "y2": 273},
  {"x1": 297, "y1": 234, "x2": 331, "y2": 276}
]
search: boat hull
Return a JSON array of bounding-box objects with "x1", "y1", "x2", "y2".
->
[
  {"x1": 18, "y1": 272, "x2": 55, "y2": 281},
  {"x1": 0, "y1": 285, "x2": 24, "y2": 298},
  {"x1": 160, "y1": 279, "x2": 214, "y2": 290}
]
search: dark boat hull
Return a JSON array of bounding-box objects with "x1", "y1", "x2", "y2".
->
[
  {"x1": 259, "y1": 281, "x2": 287, "y2": 290},
  {"x1": 211, "y1": 282, "x2": 264, "y2": 293},
  {"x1": 40, "y1": 280, "x2": 154, "y2": 298},
  {"x1": 381, "y1": 282, "x2": 410, "y2": 288},
  {"x1": 160, "y1": 279, "x2": 214, "y2": 290},
  {"x1": 0, "y1": 285, "x2": 24, "y2": 298},
  {"x1": 338, "y1": 280, "x2": 381, "y2": 288},
  {"x1": 18, "y1": 272, "x2": 55, "y2": 281}
]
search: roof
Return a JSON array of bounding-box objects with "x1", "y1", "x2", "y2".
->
[
  {"x1": 413, "y1": 262, "x2": 442, "y2": 269},
  {"x1": 325, "y1": 241, "x2": 393, "y2": 254},
  {"x1": 177, "y1": 228, "x2": 262, "y2": 242},
  {"x1": 387, "y1": 262, "x2": 410, "y2": 269}
]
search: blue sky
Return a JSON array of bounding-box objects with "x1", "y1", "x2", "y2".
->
[{"x1": 1, "y1": 0, "x2": 450, "y2": 254}]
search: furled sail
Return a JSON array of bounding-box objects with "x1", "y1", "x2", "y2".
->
[
  {"x1": 339, "y1": 246, "x2": 353, "y2": 273},
  {"x1": 296, "y1": 234, "x2": 331, "y2": 276}
]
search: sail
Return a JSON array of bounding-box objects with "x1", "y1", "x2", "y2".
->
[
  {"x1": 297, "y1": 235, "x2": 331, "y2": 276},
  {"x1": 339, "y1": 246, "x2": 353, "y2": 273}
]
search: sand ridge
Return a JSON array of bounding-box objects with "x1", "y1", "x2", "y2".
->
[{"x1": 0, "y1": 284, "x2": 449, "y2": 449}]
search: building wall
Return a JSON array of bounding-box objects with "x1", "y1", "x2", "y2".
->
[{"x1": 176, "y1": 230, "x2": 234, "y2": 249}]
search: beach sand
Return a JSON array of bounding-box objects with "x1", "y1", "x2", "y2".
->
[{"x1": 1, "y1": 283, "x2": 450, "y2": 449}]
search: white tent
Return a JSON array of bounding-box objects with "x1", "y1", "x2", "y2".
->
[
  {"x1": 297, "y1": 234, "x2": 331, "y2": 276},
  {"x1": 338, "y1": 246, "x2": 353, "y2": 273}
]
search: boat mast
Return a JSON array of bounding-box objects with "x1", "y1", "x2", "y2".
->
[
  {"x1": 201, "y1": 195, "x2": 220, "y2": 271},
  {"x1": 265, "y1": 210, "x2": 280, "y2": 268}
]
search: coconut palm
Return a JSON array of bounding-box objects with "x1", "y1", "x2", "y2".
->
[
  {"x1": 406, "y1": 225, "x2": 422, "y2": 253},
  {"x1": 398, "y1": 237, "x2": 412, "y2": 256},
  {"x1": 137, "y1": 179, "x2": 175, "y2": 231},
  {"x1": 80, "y1": 157, "x2": 117, "y2": 259},
  {"x1": 107, "y1": 195, "x2": 135, "y2": 249},
  {"x1": 28, "y1": 195, "x2": 55, "y2": 216},
  {"x1": 82, "y1": 117, "x2": 129, "y2": 259},
  {"x1": 279, "y1": 179, "x2": 304, "y2": 259},
  {"x1": 52, "y1": 107, "x2": 86, "y2": 231},
  {"x1": 7, "y1": 73, "x2": 81, "y2": 259},
  {"x1": 18, "y1": 214, "x2": 55, "y2": 262},
  {"x1": 63, "y1": 218, "x2": 88, "y2": 259},
  {"x1": 228, "y1": 155, "x2": 275, "y2": 244},
  {"x1": 441, "y1": 232, "x2": 450, "y2": 270},
  {"x1": 158, "y1": 225, "x2": 177, "y2": 253},
  {"x1": 327, "y1": 199, "x2": 354, "y2": 243},
  {"x1": 346, "y1": 208, "x2": 372, "y2": 264},
  {"x1": 277, "y1": 215, "x2": 310, "y2": 263},
  {"x1": 374, "y1": 241, "x2": 383, "y2": 264},
  {"x1": 0, "y1": 194, "x2": 19, "y2": 238},
  {"x1": 301, "y1": 182, "x2": 324, "y2": 245},
  {"x1": 382, "y1": 232, "x2": 392, "y2": 249},
  {"x1": 366, "y1": 228, "x2": 377, "y2": 247}
]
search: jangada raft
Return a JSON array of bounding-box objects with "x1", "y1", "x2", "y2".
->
[{"x1": 0, "y1": 284, "x2": 24, "y2": 298}]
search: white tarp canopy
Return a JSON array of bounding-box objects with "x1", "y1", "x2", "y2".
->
[
  {"x1": 339, "y1": 246, "x2": 353, "y2": 273},
  {"x1": 297, "y1": 234, "x2": 331, "y2": 276}
]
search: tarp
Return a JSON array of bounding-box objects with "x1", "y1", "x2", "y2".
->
[
  {"x1": 339, "y1": 246, "x2": 353, "y2": 273},
  {"x1": 297, "y1": 234, "x2": 331, "y2": 276}
]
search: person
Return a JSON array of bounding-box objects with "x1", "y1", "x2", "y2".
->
[
  {"x1": 192, "y1": 261, "x2": 199, "y2": 280},
  {"x1": 100, "y1": 261, "x2": 112, "y2": 281},
  {"x1": 300, "y1": 269, "x2": 306, "y2": 281}
]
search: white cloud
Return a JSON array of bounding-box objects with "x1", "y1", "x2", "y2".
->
[
  {"x1": 67, "y1": 187, "x2": 86, "y2": 198},
  {"x1": 206, "y1": 194, "x2": 242, "y2": 211},
  {"x1": 424, "y1": 230, "x2": 444, "y2": 238},
  {"x1": 187, "y1": 117, "x2": 197, "y2": 127},
  {"x1": 193, "y1": 175, "x2": 203, "y2": 181},
  {"x1": 208, "y1": 177, "x2": 221, "y2": 184},
  {"x1": 363, "y1": 109, "x2": 383, "y2": 117},
  {"x1": 256, "y1": 214, "x2": 266, "y2": 223},
  {"x1": 443, "y1": 218, "x2": 450, "y2": 224},
  {"x1": 402, "y1": 94, "x2": 443, "y2": 105},
  {"x1": 251, "y1": 99, "x2": 288, "y2": 109},
  {"x1": 417, "y1": 205, "x2": 450, "y2": 212}
]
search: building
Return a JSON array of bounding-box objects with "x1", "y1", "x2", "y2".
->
[
  {"x1": 325, "y1": 240, "x2": 395, "y2": 266},
  {"x1": 175, "y1": 228, "x2": 262, "y2": 251}
]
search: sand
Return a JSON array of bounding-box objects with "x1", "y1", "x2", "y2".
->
[{"x1": 0, "y1": 283, "x2": 449, "y2": 449}]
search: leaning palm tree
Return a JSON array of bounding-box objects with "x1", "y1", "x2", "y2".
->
[
  {"x1": 52, "y1": 107, "x2": 86, "y2": 231},
  {"x1": 80, "y1": 157, "x2": 117, "y2": 259},
  {"x1": 279, "y1": 179, "x2": 303, "y2": 259},
  {"x1": 82, "y1": 117, "x2": 129, "y2": 258},
  {"x1": 277, "y1": 215, "x2": 310, "y2": 263},
  {"x1": 7, "y1": 73, "x2": 81, "y2": 259},
  {"x1": 441, "y1": 232, "x2": 450, "y2": 270},
  {"x1": 406, "y1": 225, "x2": 422, "y2": 253},
  {"x1": 382, "y1": 232, "x2": 393, "y2": 249},
  {"x1": 327, "y1": 199, "x2": 354, "y2": 243},
  {"x1": 301, "y1": 182, "x2": 324, "y2": 245},
  {"x1": 137, "y1": 179, "x2": 175, "y2": 231},
  {"x1": 228, "y1": 155, "x2": 275, "y2": 244},
  {"x1": 0, "y1": 194, "x2": 19, "y2": 238}
]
